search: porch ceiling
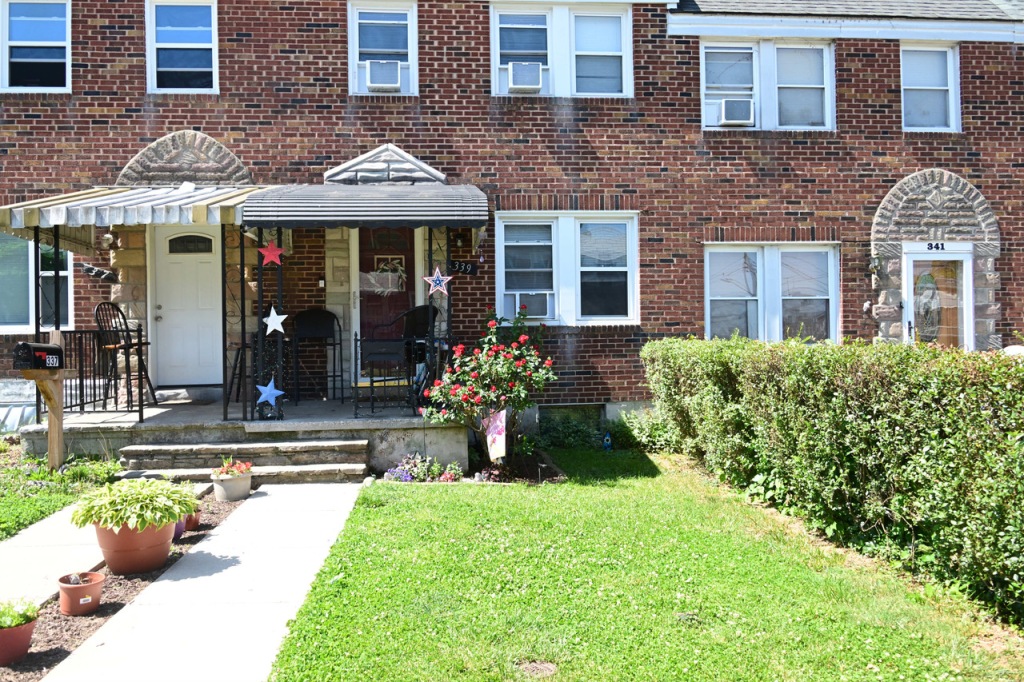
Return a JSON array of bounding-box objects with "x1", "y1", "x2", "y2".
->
[
  {"x1": 241, "y1": 183, "x2": 489, "y2": 229},
  {"x1": 0, "y1": 185, "x2": 266, "y2": 255}
]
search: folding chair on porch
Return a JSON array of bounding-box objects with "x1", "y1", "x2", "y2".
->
[{"x1": 95, "y1": 302, "x2": 158, "y2": 409}]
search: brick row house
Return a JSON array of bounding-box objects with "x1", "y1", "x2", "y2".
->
[{"x1": 1, "y1": 0, "x2": 1023, "y2": 425}]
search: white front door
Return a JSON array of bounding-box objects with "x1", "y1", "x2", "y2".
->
[
  {"x1": 151, "y1": 225, "x2": 223, "y2": 385},
  {"x1": 901, "y1": 242, "x2": 975, "y2": 350}
]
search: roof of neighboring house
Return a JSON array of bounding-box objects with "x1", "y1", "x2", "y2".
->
[{"x1": 672, "y1": 0, "x2": 1023, "y2": 21}]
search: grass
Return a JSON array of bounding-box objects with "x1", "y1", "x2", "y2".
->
[
  {"x1": 272, "y1": 449, "x2": 1024, "y2": 681},
  {"x1": 0, "y1": 446, "x2": 121, "y2": 540}
]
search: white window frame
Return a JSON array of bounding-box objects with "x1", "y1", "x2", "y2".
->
[
  {"x1": 0, "y1": 235, "x2": 75, "y2": 334},
  {"x1": 496, "y1": 211, "x2": 640, "y2": 326},
  {"x1": 348, "y1": 0, "x2": 418, "y2": 96},
  {"x1": 146, "y1": 0, "x2": 219, "y2": 94},
  {"x1": 0, "y1": 0, "x2": 71, "y2": 93},
  {"x1": 900, "y1": 43, "x2": 960, "y2": 133},
  {"x1": 700, "y1": 40, "x2": 834, "y2": 131},
  {"x1": 704, "y1": 244, "x2": 839, "y2": 342},
  {"x1": 490, "y1": 4, "x2": 633, "y2": 98}
]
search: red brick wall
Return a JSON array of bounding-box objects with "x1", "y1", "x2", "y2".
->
[{"x1": 1, "y1": 3, "x2": 1023, "y2": 404}]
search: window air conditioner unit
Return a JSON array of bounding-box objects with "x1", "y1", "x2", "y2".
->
[
  {"x1": 718, "y1": 98, "x2": 754, "y2": 126},
  {"x1": 508, "y1": 61, "x2": 542, "y2": 93},
  {"x1": 367, "y1": 60, "x2": 401, "y2": 92}
]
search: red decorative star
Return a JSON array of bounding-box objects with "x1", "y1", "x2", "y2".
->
[
  {"x1": 258, "y1": 240, "x2": 284, "y2": 265},
  {"x1": 423, "y1": 267, "x2": 453, "y2": 296}
]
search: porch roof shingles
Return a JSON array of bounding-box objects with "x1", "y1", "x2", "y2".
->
[
  {"x1": 672, "y1": 0, "x2": 1021, "y2": 21},
  {"x1": 241, "y1": 183, "x2": 490, "y2": 229}
]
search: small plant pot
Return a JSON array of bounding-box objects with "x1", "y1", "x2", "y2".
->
[
  {"x1": 172, "y1": 518, "x2": 186, "y2": 542},
  {"x1": 0, "y1": 619, "x2": 36, "y2": 666},
  {"x1": 211, "y1": 473, "x2": 251, "y2": 502},
  {"x1": 94, "y1": 523, "x2": 175, "y2": 575},
  {"x1": 183, "y1": 511, "x2": 201, "y2": 531},
  {"x1": 57, "y1": 572, "x2": 105, "y2": 616}
]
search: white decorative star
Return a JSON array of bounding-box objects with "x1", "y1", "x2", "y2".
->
[
  {"x1": 422, "y1": 267, "x2": 453, "y2": 296},
  {"x1": 263, "y1": 306, "x2": 287, "y2": 335},
  {"x1": 256, "y1": 378, "x2": 285, "y2": 406}
]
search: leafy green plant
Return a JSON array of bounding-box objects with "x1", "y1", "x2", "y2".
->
[
  {"x1": 71, "y1": 478, "x2": 197, "y2": 532},
  {"x1": 537, "y1": 415, "x2": 598, "y2": 451},
  {"x1": 0, "y1": 600, "x2": 38, "y2": 629},
  {"x1": 421, "y1": 307, "x2": 556, "y2": 458},
  {"x1": 212, "y1": 457, "x2": 253, "y2": 477},
  {"x1": 383, "y1": 454, "x2": 462, "y2": 483}
]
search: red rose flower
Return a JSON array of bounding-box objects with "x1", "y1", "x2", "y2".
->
[
  {"x1": 434, "y1": 379, "x2": 442, "y2": 387},
  {"x1": 474, "y1": 395, "x2": 482, "y2": 404},
  {"x1": 488, "y1": 320, "x2": 497, "y2": 328},
  {"x1": 520, "y1": 304, "x2": 527, "y2": 310},
  {"x1": 508, "y1": 381, "x2": 515, "y2": 388},
  {"x1": 461, "y1": 394, "x2": 469, "y2": 402},
  {"x1": 423, "y1": 389, "x2": 431, "y2": 397},
  {"x1": 470, "y1": 371, "x2": 479, "y2": 379},
  {"x1": 544, "y1": 359, "x2": 553, "y2": 367},
  {"x1": 511, "y1": 342, "x2": 519, "y2": 349}
]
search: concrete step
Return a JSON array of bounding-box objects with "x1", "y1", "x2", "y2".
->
[
  {"x1": 119, "y1": 439, "x2": 370, "y2": 470},
  {"x1": 117, "y1": 462, "x2": 368, "y2": 484}
]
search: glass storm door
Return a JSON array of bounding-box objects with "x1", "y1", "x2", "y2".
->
[{"x1": 902, "y1": 244, "x2": 974, "y2": 350}]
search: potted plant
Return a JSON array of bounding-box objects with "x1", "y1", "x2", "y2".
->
[
  {"x1": 211, "y1": 458, "x2": 253, "y2": 501},
  {"x1": 71, "y1": 478, "x2": 197, "y2": 575},
  {"x1": 0, "y1": 599, "x2": 39, "y2": 666},
  {"x1": 57, "y1": 571, "x2": 106, "y2": 616}
]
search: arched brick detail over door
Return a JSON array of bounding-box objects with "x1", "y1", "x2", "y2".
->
[
  {"x1": 116, "y1": 130, "x2": 252, "y2": 186},
  {"x1": 870, "y1": 168, "x2": 1000, "y2": 350}
]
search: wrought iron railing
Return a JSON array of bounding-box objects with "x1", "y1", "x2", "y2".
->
[{"x1": 37, "y1": 329, "x2": 147, "y2": 422}]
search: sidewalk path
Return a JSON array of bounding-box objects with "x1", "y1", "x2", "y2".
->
[
  {"x1": 43, "y1": 483, "x2": 361, "y2": 682},
  {"x1": 0, "y1": 506, "x2": 103, "y2": 606}
]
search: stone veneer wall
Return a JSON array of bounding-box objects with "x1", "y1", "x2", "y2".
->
[{"x1": 870, "y1": 169, "x2": 1001, "y2": 350}]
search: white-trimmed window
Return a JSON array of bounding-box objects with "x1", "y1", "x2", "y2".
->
[
  {"x1": 497, "y1": 213, "x2": 638, "y2": 325},
  {"x1": 491, "y1": 5, "x2": 632, "y2": 98},
  {"x1": 0, "y1": 234, "x2": 73, "y2": 333},
  {"x1": 1, "y1": 0, "x2": 70, "y2": 91},
  {"x1": 147, "y1": 0, "x2": 217, "y2": 93},
  {"x1": 705, "y1": 245, "x2": 838, "y2": 341},
  {"x1": 901, "y1": 44, "x2": 959, "y2": 132},
  {"x1": 349, "y1": 2, "x2": 417, "y2": 95},
  {"x1": 701, "y1": 41, "x2": 833, "y2": 130}
]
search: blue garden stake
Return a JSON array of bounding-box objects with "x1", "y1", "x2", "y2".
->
[{"x1": 603, "y1": 432, "x2": 612, "y2": 451}]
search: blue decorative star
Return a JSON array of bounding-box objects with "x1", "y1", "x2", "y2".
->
[
  {"x1": 256, "y1": 378, "x2": 285, "y2": 406},
  {"x1": 422, "y1": 266, "x2": 453, "y2": 296}
]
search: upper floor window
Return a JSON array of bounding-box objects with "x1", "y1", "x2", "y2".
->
[
  {"x1": 0, "y1": 234, "x2": 73, "y2": 333},
  {"x1": 148, "y1": 0, "x2": 217, "y2": 93},
  {"x1": 349, "y1": 2, "x2": 417, "y2": 95},
  {"x1": 496, "y1": 212, "x2": 639, "y2": 325},
  {"x1": 705, "y1": 245, "x2": 838, "y2": 342},
  {"x1": 901, "y1": 45, "x2": 959, "y2": 132},
  {"x1": 491, "y1": 5, "x2": 632, "y2": 98},
  {"x1": 702, "y1": 41, "x2": 833, "y2": 130},
  {"x1": 1, "y1": 0, "x2": 70, "y2": 92}
]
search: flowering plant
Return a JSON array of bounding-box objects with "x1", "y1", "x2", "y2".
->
[
  {"x1": 383, "y1": 453, "x2": 462, "y2": 483},
  {"x1": 421, "y1": 306, "x2": 556, "y2": 458},
  {"x1": 212, "y1": 457, "x2": 253, "y2": 478}
]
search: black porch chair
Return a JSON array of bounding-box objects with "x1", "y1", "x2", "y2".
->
[
  {"x1": 94, "y1": 302, "x2": 158, "y2": 409},
  {"x1": 354, "y1": 304, "x2": 440, "y2": 416},
  {"x1": 291, "y1": 308, "x2": 344, "y2": 404}
]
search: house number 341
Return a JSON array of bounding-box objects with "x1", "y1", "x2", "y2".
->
[{"x1": 926, "y1": 242, "x2": 946, "y2": 251}]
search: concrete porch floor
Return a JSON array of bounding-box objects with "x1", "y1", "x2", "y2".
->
[{"x1": 19, "y1": 399, "x2": 469, "y2": 472}]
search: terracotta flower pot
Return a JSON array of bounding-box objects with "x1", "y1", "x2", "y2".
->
[
  {"x1": 94, "y1": 523, "x2": 175, "y2": 575},
  {"x1": 183, "y1": 511, "x2": 201, "y2": 531},
  {"x1": 212, "y1": 473, "x2": 251, "y2": 502},
  {"x1": 57, "y1": 572, "x2": 105, "y2": 616},
  {"x1": 0, "y1": 620, "x2": 36, "y2": 666}
]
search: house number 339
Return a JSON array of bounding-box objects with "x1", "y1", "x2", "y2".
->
[{"x1": 926, "y1": 243, "x2": 946, "y2": 251}]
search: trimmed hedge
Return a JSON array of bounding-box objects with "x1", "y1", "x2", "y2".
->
[{"x1": 641, "y1": 337, "x2": 1024, "y2": 624}]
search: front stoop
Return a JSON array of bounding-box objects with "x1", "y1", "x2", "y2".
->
[{"x1": 117, "y1": 439, "x2": 370, "y2": 483}]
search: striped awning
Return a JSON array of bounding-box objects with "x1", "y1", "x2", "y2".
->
[
  {"x1": 0, "y1": 185, "x2": 265, "y2": 256},
  {"x1": 242, "y1": 183, "x2": 489, "y2": 229}
]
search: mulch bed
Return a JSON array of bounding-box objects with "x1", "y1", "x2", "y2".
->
[{"x1": 0, "y1": 495, "x2": 243, "y2": 682}]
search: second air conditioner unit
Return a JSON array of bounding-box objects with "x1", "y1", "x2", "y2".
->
[
  {"x1": 718, "y1": 98, "x2": 754, "y2": 126},
  {"x1": 367, "y1": 60, "x2": 402, "y2": 92},
  {"x1": 508, "y1": 61, "x2": 542, "y2": 93}
]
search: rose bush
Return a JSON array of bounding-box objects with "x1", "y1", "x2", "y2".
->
[{"x1": 421, "y1": 306, "x2": 556, "y2": 458}]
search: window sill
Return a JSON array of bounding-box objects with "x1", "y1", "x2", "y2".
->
[
  {"x1": 145, "y1": 90, "x2": 221, "y2": 99},
  {"x1": 348, "y1": 93, "x2": 419, "y2": 101},
  {"x1": 902, "y1": 130, "x2": 966, "y2": 140},
  {"x1": 0, "y1": 89, "x2": 72, "y2": 99},
  {"x1": 702, "y1": 128, "x2": 839, "y2": 139},
  {"x1": 492, "y1": 95, "x2": 636, "y2": 106}
]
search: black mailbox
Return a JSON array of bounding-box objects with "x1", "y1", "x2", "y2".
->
[{"x1": 13, "y1": 342, "x2": 64, "y2": 370}]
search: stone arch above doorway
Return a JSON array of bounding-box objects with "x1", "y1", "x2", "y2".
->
[
  {"x1": 871, "y1": 168, "x2": 1001, "y2": 350},
  {"x1": 116, "y1": 130, "x2": 252, "y2": 186}
]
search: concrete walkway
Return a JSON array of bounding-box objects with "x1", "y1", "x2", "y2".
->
[{"x1": 29, "y1": 483, "x2": 361, "y2": 682}]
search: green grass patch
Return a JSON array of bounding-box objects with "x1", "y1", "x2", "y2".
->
[
  {"x1": 0, "y1": 456, "x2": 121, "y2": 540},
  {"x1": 272, "y1": 449, "x2": 1024, "y2": 681}
]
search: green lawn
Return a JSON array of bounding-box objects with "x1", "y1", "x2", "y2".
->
[
  {"x1": 272, "y1": 450, "x2": 1024, "y2": 681},
  {"x1": 0, "y1": 452, "x2": 121, "y2": 540}
]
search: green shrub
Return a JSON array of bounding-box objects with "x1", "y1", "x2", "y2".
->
[
  {"x1": 641, "y1": 337, "x2": 1024, "y2": 624},
  {"x1": 71, "y1": 478, "x2": 197, "y2": 531},
  {"x1": 604, "y1": 416, "x2": 639, "y2": 451},
  {"x1": 621, "y1": 405, "x2": 686, "y2": 454},
  {"x1": 537, "y1": 415, "x2": 599, "y2": 450}
]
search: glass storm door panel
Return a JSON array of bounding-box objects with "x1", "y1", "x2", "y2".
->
[
  {"x1": 903, "y1": 255, "x2": 972, "y2": 349},
  {"x1": 357, "y1": 227, "x2": 415, "y2": 340}
]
